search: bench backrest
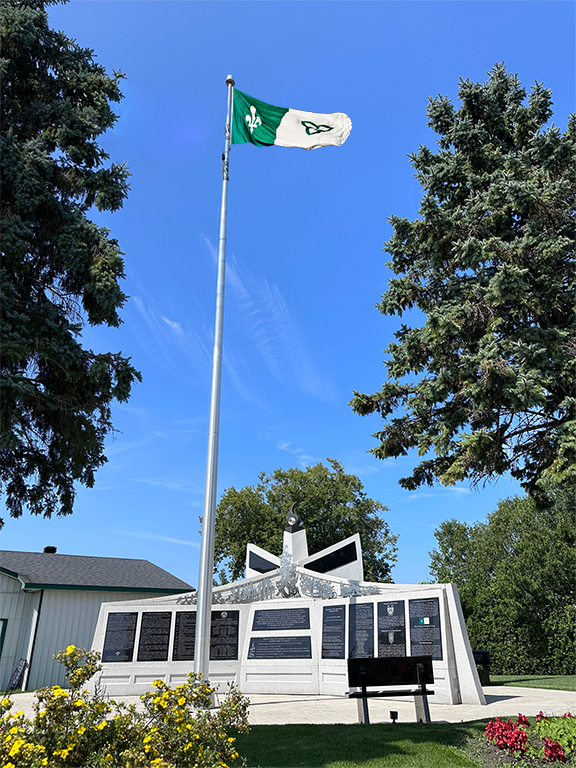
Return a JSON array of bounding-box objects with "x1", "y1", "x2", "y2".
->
[
  {"x1": 472, "y1": 650, "x2": 490, "y2": 668},
  {"x1": 347, "y1": 655, "x2": 434, "y2": 688}
]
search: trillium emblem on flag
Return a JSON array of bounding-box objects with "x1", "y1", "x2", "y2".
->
[
  {"x1": 232, "y1": 88, "x2": 352, "y2": 150},
  {"x1": 301, "y1": 121, "x2": 334, "y2": 136}
]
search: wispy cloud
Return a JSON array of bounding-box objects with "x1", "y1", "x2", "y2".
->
[
  {"x1": 347, "y1": 464, "x2": 380, "y2": 477},
  {"x1": 132, "y1": 296, "x2": 211, "y2": 380},
  {"x1": 398, "y1": 485, "x2": 471, "y2": 503},
  {"x1": 132, "y1": 476, "x2": 199, "y2": 493},
  {"x1": 277, "y1": 440, "x2": 303, "y2": 454},
  {"x1": 161, "y1": 316, "x2": 182, "y2": 332},
  {"x1": 111, "y1": 530, "x2": 200, "y2": 547},
  {"x1": 200, "y1": 235, "x2": 338, "y2": 403}
]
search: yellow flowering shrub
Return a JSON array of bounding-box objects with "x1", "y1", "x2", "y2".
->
[{"x1": 0, "y1": 647, "x2": 249, "y2": 767}]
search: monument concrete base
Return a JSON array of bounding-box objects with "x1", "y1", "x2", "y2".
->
[{"x1": 89, "y1": 526, "x2": 485, "y2": 706}]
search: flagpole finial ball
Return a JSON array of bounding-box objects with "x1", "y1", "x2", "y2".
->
[{"x1": 226, "y1": 75, "x2": 235, "y2": 87}]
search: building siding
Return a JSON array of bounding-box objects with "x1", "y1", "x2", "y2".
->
[
  {"x1": 0, "y1": 574, "x2": 41, "y2": 690},
  {"x1": 27, "y1": 590, "x2": 169, "y2": 689}
]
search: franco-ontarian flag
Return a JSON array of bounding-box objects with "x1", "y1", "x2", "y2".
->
[{"x1": 232, "y1": 89, "x2": 352, "y2": 150}]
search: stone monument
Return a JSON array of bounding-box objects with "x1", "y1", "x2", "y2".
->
[{"x1": 90, "y1": 512, "x2": 485, "y2": 705}]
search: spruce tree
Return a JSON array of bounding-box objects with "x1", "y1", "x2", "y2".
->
[
  {"x1": 351, "y1": 65, "x2": 576, "y2": 496},
  {"x1": 0, "y1": 0, "x2": 141, "y2": 527}
]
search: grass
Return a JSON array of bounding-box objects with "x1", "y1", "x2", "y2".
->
[
  {"x1": 489, "y1": 674, "x2": 575, "y2": 691},
  {"x1": 234, "y1": 721, "x2": 488, "y2": 767}
]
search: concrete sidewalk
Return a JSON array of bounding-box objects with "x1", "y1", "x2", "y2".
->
[{"x1": 5, "y1": 686, "x2": 575, "y2": 725}]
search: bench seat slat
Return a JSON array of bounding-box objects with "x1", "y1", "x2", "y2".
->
[{"x1": 348, "y1": 689, "x2": 435, "y2": 698}]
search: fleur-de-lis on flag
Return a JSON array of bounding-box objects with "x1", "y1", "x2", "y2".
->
[{"x1": 245, "y1": 105, "x2": 262, "y2": 134}]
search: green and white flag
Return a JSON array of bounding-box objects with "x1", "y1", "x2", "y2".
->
[{"x1": 232, "y1": 89, "x2": 352, "y2": 150}]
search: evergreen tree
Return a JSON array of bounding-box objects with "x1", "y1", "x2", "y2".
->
[
  {"x1": 0, "y1": 0, "x2": 141, "y2": 527},
  {"x1": 351, "y1": 65, "x2": 575, "y2": 496},
  {"x1": 214, "y1": 459, "x2": 398, "y2": 583}
]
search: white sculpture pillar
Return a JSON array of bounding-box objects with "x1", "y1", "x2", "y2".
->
[{"x1": 282, "y1": 505, "x2": 309, "y2": 564}]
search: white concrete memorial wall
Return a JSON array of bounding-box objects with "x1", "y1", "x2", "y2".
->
[{"x1": 90, "y1": 522, "x2": 485, "y2": 706}]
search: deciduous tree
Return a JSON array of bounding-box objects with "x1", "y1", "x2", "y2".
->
[
  {"x1": 214, "y1": 459, "x2": 398, "y2": 583},
  {"x1": 0, "y1": 0, "x2": 141, "y2": 527},
  {"x1": 351, "y1": 65, "x2": 575, "y2": 496},
  {"x1": 429, "y1": 483, "x2": 575, "y2": 674}
]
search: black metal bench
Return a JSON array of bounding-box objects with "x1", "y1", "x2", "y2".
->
[{"x1": 347, "y1": 656, "x2": 434, "y2": 724}]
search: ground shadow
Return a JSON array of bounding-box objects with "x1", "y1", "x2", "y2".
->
[
  {"x1": 235, "y1": 721, "x2": 487, "y2": 767},
  {"x1": 482, "y1": 693, "x2": 521, "y2": 704}
]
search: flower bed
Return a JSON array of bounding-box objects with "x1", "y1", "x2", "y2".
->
[
  {"x1": 485, "y1": 712, "x2": 575, "y2": 763},
  {"x1": 0, "y1": 645, "x2": 249, "y2": 767}
]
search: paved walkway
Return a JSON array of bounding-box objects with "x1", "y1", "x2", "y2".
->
[{"x1": 5, "y1": 686, "x2": 575, "y2": 725}]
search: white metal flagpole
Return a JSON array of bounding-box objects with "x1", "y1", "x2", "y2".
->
[{"x1": 194, "y1": 74, "x2": 235, "y2": 683}]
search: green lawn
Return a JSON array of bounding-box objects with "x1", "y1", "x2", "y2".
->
[
  {"x1": 489, "y1": 674, "x2": 575, "y2": 691},
  {"x1": 235, "y1": 722, "x2": 487, "y2": 767}
]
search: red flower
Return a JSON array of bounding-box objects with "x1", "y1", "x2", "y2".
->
[
  {"x1": 485, "y1": 717, "x2": 527, "y2": 754},
  {"x1": 543, "y1": 737, "x2": 566, "y2": 762}
]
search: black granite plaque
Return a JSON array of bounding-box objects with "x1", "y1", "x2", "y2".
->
[
  {"x1": 137, "y1": 612, "x2": 172, "y2": 662},
  {"x1": 210, "y1": 610, "x2": 239, "y2": 660},
  {"x1": 172, "y1": 611, "x2": 240, "y2": 661},
  {"x1": 173, "y1": 611, "x2": 196, "y2": 661},
  {"x1": 409, "y1": 597, "x2": 443, "y2": 660},
  {"x1": 102, "y1": 612, "x2": 138, "y2": 662},
  {"x1": 378, "y1": 600, "x2": 406, "y2": 657},
  {"x1": 252, "y1": 607, "x2": 310, "y2": 631},
  {"x1": 249, "y1": 551, "x2": 277, "y2": 574},
  {"x1": 348, "y1": 603, "x2": 374, "y2": 658},
  {"x1": 305, "y1": 542, "x2": 358, "y2": 574},
  {"x1": 247, "y1": 636, "x2": 312, "y2": 659},
  {"x1": 322, "y1": 605, "x2": 345, "y2": 659}
]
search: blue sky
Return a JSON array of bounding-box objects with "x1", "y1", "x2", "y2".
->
[{"x1": 2, "y1": 1, "x2": 574, "y2": 585}]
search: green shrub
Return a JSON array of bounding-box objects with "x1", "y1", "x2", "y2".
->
[{"x1": 0, "y1": 645, "x2": 249, "y2": 767}]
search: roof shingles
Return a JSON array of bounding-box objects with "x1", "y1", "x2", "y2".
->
[{"x1": 0, "y1": 550, "x2": 193, "y2": 592}]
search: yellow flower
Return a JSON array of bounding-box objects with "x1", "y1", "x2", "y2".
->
[
  {"x1": 1, "y1": 698, "x2": 11, "y2": 706},
  {"x1": 53, "y1": 743, "x2": 75, "y2": 759},
  {"x1": 41, "y1": 760, "x2": 48, "y2": 766},
  {"x1": 10, "y1": 711, "x2": 23, "y2": 718},
  {"x1": 105, "y1": 755, "x2": 113, "y2": 762},
  {"x1": 4, "y1": 762, "x2": 15, "y2": 768},
  {"x1": 65, "y1": 645, "x2": 76, "y2": 655},
  {"x1": 178, "y1": 696, "x2": 186, "y2": 706},
  {"x1": 9, "y1": 739, "x2": 25, "y2": 757},
  {"x1": 77, "y1": 726, "x2": 86, "y2": 735},
  {"x1": 9, "y1": 726, "x2": 18, "y2": 735},
  {"x1": 143, "y1": 736, "x2": 152, "y2": 744},
  {"x1": 94, "y1": 721, "x2": 107, "y2": 730}
]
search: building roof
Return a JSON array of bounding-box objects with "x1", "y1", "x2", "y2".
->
[{"x1": 0, "y1": 550, "x2": 194, "y2": 593}]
